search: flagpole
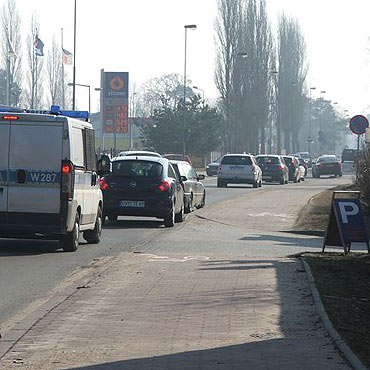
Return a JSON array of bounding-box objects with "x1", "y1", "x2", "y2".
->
[
  {"x1": 72, "y1": 0, "x2": 77, "y2": 110},
  {"x1": 35, "y1": 28, "x2": 38, "y2": 110},
  {"x1": 61, "y1": 28, "x2": 65, "y2": 109}
]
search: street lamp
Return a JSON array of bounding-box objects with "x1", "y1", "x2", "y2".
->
[
  {"x1": 192, "y1": 86, "x2": 204, "y2": 106},
  {"x1": 308, "y1": 87, "x2": 316, "y2": 152},
  {"x1": 183, "y1": 24, "x2": 197, "y2": 158},
  {"x1": 72, "y1": 0, "x2": 77, "y2": 110},
  {"x1": 68, "y1": 82, "x2": 91, "y2": 113}
]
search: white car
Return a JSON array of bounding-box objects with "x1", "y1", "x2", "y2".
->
[{"x1": 217, "y1": 154, "x2": 262, "y2": 188}]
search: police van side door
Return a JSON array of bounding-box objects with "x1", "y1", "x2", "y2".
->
[{"x1": 0, "y1": 118, "x2": 10, "y2": 220}]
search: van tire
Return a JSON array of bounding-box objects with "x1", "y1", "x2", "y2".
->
[
  {"x1": 83, "y1": 207, "x2": 102, "y2": 244},
  {"x1": 61, "y1": 214, "x2": 80, "y2": 252}
]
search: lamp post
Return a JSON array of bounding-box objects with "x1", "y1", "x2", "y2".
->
[
  {"x1": 68, "y1": 82, "x2": 90, "y2": 113},
  {"x1": 308, "y1": 87, "x2": 316, "y2": 152},
  {"x1": 192, "y1": 86, "x2": 204, "y2": 106},
  {"x1": 183, "y1": 24, "x2": 197, "y2": 158},
  {"x1": 72, "y1": 0, "x2": 77, "y2": 110}
]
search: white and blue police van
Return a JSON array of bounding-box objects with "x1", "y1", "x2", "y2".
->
[{"x1": 0, "y1": 105, "x2": 103, "y2": 252}]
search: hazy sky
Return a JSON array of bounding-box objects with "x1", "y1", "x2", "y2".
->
[{"x1": 9, "y1": 0, "x2": 370, "y2": 116}]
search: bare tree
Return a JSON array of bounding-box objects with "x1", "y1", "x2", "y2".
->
[
  {"x1": 214, "y1": 0, "x2": 242, "y2": 152},
  {"x1": 25, "y1": 15, "x2": 44, "y2": 109},
  {"x1": 46, "y1": 36, "x2": 63, "y2": 106},
  {"x1": 277, "y1": 14, "x2": 307, "y2": 154},
  {"x1": 135, "y1": 73, "x2": 191, "y2": 116},
  {"x1": 1, "y1": 0, "x2": 22, "y2": 106}
]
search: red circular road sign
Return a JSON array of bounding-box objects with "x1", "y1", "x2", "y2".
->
[{"x1": 349, "y1": 115, "x2": 369, "y2": 135}]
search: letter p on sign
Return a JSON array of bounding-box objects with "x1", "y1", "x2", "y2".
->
[{"x1": 338, "y1": 201, "x2": 359, "y2": 223}]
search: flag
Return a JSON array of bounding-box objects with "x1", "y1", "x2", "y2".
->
[
  {"x1": 35, "y1": 36, "x2": 44, "y2": 56},
  {"x1": 62, "y1": 48, "x2": 73, "y2": 65}
]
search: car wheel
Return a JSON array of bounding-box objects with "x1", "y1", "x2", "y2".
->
[
  {"x1": 164, "y1": 202, "x2": 175, "y2": 227},
  {"x1": 185, "y1": 194, "x2": 193, "y2": 213},
  {"x1": 108, "y1": 214, "x2": 118, "y2": 223},
  {"x1": 217, "y1": 179, "x2": 225, "y2": 188},
  {"x1": 61, "y1": 214, "x2": 80, "y2": 252},
  {"x1": 83, "y1": 207, "x2": 103, "y2": 244},
  {"x1": 175, "y1": 203, "x2": 184, "y2": 223}
]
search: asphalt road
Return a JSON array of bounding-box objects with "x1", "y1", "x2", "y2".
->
[{"x1": 0, "y1": 172, "x2": 352, "y2": 333}]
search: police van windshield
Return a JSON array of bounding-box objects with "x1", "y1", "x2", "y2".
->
[{"x1": 112, "y1": 160, "x2": 163, "y2": 177}]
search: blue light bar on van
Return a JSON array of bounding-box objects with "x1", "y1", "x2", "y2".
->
[
  {"x1": 0, "y1": 106, "x2": 24, "y2": 113},
  {"x1": 50, "y1": 105, "x2": 89, "y2": 120}
]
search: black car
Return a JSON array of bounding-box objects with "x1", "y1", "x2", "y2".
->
[
  {"x1": 206, "y1": 156, "x2": 223, "y2": 176},
  {"x1": 255, "y1": 155, "x2": 289, "y2": 184},
  {"x1": 282, "y1": 156, "x2": 301, "y2": 182},
  {"x1": 170, "y1": 160, "x2": 206, "y2": 213},
  {"x1": 99, "y1": 156, "x2": 184, "y2": 227},
  {"x1": 312, "y1": 155, "x2": 342, "y2": 178},
  {"x1": 341, "y1": 149, "x2": 357, "y2": 162}
]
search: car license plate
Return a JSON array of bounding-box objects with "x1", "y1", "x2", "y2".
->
[{"x1": 120, "y1": 200, "x2": 145, "y2": 208}]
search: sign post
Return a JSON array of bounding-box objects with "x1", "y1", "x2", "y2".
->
[
  {"x1": 323, "y1": 191, "x2": 370, "y2": 254},
  {"x1": 349, "y1": 115, "x2": 369, "y2": 182},
  {"x1": 101, "y1": 71, "x2": 129, "y2": 155}
]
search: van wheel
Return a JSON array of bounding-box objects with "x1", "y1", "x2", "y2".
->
[
  {"x1": 83, "y1": 207, "x2": 103, "y2": 244},
  {"x1": 61, "y1": 214, "x2": 80, "y2": 252}
]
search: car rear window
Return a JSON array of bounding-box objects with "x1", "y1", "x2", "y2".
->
[
  {"x1": 112, "y1": 160, "x2": 163, "y2": 177},
  {"x1": 317, "y1": 156, "x2": 338, "y2": 163},
  {"x1": 283, "y1": 157, "x2": 294, "y2": 164},
  {"x1": 257, "y1": 156, "x2": 280, "y2": 165},
  {"x1": 222, "y1": 156, "x2": 253, "y2": 165}
]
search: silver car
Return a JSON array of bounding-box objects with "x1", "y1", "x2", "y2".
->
[{"x1": 217, "y1": 154, "x2": 262, "y2": 188}]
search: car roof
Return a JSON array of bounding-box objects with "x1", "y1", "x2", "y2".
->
[
  {"x1": 111, "y1": 156, "x2": 168, "y2": 165},
  {"x1": 256, "y1": 154, "x2": 279, "y2": 157},
  {"x1": 223, "y1": 153, "x2": 253, "y2": 157},
  {"x1": 169, "y1": 160, "x2": 190, "y2": 165},
  {"x1": 118, "y1": 150, "x2": 161, "y2": 157}
]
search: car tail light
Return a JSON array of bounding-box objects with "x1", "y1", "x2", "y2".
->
[
  {"x1": 99, "y1": 178, "x2": 110, "y2": 191},
  {"x1": 158, "y1": 180, "x2": 171, "y2": 192},
  {"x1": 61, "y1": 160, "x2": 74, "y2": 201}
]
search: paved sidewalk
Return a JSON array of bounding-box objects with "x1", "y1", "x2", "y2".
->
[{"x1": 0, "y1": 251, "x2": 349, "y2": 369}]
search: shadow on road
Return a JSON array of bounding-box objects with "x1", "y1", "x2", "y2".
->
[
  {"x1": 0, "y1": 239, "x2": 63, "y2": 256},
  {"x1": 103, "y1": 219, "x2": 165, "y2": 230},
  {"x1": 238, "y1": 233, "x2": 323, "y2": 250}
]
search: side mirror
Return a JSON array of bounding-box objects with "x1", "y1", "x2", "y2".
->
[
  {"x1": 197, "y1": 174, "x2": 205, "y2": 180},
  {"x1": 180, "y1": 175, "x2": 188, "y2": 182}
]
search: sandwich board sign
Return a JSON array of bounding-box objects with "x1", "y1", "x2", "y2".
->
[{"x1": 323, "y1": 191, "x2": 370, "y2": 254}]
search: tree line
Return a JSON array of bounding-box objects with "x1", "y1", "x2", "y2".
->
[{"x1": 0, "y1": 0, "x2": 71, "y2": 110}]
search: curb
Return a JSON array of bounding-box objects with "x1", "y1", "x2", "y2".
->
[{"x1": 301, "y1": 258, "x2": 368, "y2": 370}]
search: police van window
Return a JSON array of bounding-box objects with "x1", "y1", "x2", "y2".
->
[
  {"x1": 72, "y1": 127, "x2": 84, "y2": 168},
  {"x1": 83, "y1": 129, "x2": 96, "y2": 171}
]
